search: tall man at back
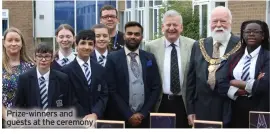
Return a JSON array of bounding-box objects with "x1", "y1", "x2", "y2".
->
[{"x1": 100, "y1": 5, "x2": 125, "y2": 51}]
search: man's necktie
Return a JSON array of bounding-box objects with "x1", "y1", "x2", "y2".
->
[
  {"x1": 62, "y1": 58, "x2": 69, "y2": 66},
  {"x1": 98, "y1": 55, "x2": 105, "y2": 66},
  {"x1": 83, "y1": 62, "x2": 91, "y2": 87},
  {"x1": 128, "y1": 52, "x2": 140, "y2": 78},
  {"x1": 207, "y1": 42, "x2": 222, "y2": 90},
  {"x1": 39, "y1": 76, "x2": 48, "y2": 111},
  {"x1": 241, "y1": 55, "x2": 252, "y2": 81},
  {"x1": 170, "y1": 43, "x2": 181, "y2": 94}
]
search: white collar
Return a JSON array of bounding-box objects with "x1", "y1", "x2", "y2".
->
[
  {"x1": 165, "y1": 38, "x2": 180, "y2": 48},
  {"x1": 244, "y1": 46, "x2": 261, "y2": 58},
  {"x1": 36, "y1": 68, "x2": 50, "y2": 81},
  {"x1": 76, "y1": 57, "x2": 91, "y2": 67},
  {"x1": 95, "y1": 49, "x2": 108, "y2": 58},
  {"x1": 58, "y1": 50, "x2": 75, "y2": 61}
]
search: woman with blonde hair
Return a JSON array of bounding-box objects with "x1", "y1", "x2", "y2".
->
[{"x1": 2, "y1": 27, "x2": 34, "y2": 123}]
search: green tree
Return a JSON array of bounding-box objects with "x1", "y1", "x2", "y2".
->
[{"x1": 156, "y1": 0, "x2": 200, "y2": 40}]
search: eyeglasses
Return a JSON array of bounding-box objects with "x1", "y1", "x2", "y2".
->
[
  {"x1": 243, "y1": 30, "x2": 263, "y2": 35},
  {"x1": 35, "y1": 55, "x2": 52, "y2": 61},
  {"x1": 101, "y1": 15, "x2": 117, "y2": 19}
]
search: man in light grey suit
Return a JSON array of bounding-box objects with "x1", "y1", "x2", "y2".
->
[{"x1": 145, "y1": 10, "x2": 195, "y2": 128}]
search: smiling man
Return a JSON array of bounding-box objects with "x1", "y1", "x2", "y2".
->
[
  {"x1": 145, "y1": 10, "x2": 195, "y2": 128},
  {"x1": 186, "y1": 6, "x2": 240, "y2": 128}
]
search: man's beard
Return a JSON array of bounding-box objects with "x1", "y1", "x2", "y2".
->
[
  {"x1": 211, "y1": 27, "x2": 231, "y2": 43},
  {"x1": 125, "y1": 42, "x2": 140, "y2": 51}
]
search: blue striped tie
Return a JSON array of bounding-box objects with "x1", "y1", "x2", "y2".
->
[
  {"x1": 39, "y1": 76, "x2": 48, "y2": 111},
  {"x1": 241, "y1": 55, "x2": 252, "y2": 81},
  {"x1": 62, "y1": 58, "x2": 69, "y2": 66},
  {"x1": 98, "y1": 55, "x2": 105, "y2": 66},
  {"x1": 83, "y1": 62, "x2": 91, "y2": 87}
]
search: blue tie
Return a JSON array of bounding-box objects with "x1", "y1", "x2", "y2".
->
[
  {"x1": 83, "y1": 62, "x2": 91, "y2": 87},
  {"x1": 98, "y1": 55, "x2": 105, "y2": 66},
  {"x1": 241, "y1": 55, "x2": 252, "y2": 81},
  {"x1": 39, "y1": 76, "x2": 48, "y2": 111},
  {"x1": 62, "y1": 58, "x2": 69, "y2": 66}
]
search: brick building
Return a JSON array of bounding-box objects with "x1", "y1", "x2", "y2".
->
[{"x1": 2, "y1": 0, "x2": 34, "y2": 54}]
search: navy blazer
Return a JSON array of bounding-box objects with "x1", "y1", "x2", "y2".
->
[
  {"x1": 217, "y1": 47, "x2": 270, "y2": 112},
  {"x1": 51, "y1": 60, "x2": 62, "y2": 71},
  {"x1": 61, "y1": 58, "x2": 108, "y2": 118},
  {"x1": 105, "y1": 49, "x2": 162, "y2": 121},
  {"x1": 14, "y1": 68, "x2": 72, "y2": 109}
]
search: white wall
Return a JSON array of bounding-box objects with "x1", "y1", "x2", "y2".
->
[{"x1": 35, "y1": 0, "x2": 54, "y2": 37}]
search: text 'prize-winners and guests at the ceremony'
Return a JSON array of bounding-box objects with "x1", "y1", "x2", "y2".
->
[{"x1": 2, "y1": 5, "x2": 270, "y2": 129}]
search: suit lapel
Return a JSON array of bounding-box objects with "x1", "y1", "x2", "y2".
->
[
  {"x1": 120, "y1": 49, "x2": 130, "y2": 85},
  {"x1": 90, "y1": 60, "x2": 97, "y2": 92},
  {"x1": 72, "y1": 59, "x2": 89, "y2": 91},
  {"x1": 224, "y1": 35, "x2": 239, "y2": 54},
  {"x1": 90, "y1": 51, "x2": 97, "y2": 62},
  {"x1": 48, "y1": 70, "x2": 56, "y2": 107},
  {"x1": 139, "y1": 50, "x2": 147, "y2": 83},
  {"x1": 30, "y1": 68, "x2": 41, "y2": 107},
  {"x1": 157, "y1": 37, "x2": 165, "y2": 81},
  {"x1": 179, "y1": 36, "x2": 188, "y2": 81}
]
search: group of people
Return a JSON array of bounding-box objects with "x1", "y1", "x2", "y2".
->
[{"x1": 2, "y1": 5, "x2": 269, "y2": 128}]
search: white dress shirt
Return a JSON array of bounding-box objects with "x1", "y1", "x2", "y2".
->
[
  {"x1": 56, "y1": 51, "x2": 76, "y2": 66},
  {"x1": 76, "y1": 57, "x2": 91, "y2": 76},
  {"x1": 163, "y1": 38, "x2": 183, "y2": 95},
  {"x1": 95, "y1": 49, "x2": 108, "y2": 66},
  {"x1": 213, "y1": 33, "x2": 231, "y2": 57},
  {"x1": 227, "y1": 46, "x2": 261, "y2": 100},
  {"x1": 37, "y1": 68, "x2": 50, "y2": 93}
]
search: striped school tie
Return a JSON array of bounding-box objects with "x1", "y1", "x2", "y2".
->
[
  {"x1": 98, "y1": 55, "x2": 105, "y2": 66},
  {"x1": 39, "y1": 76, "x2": 48, "y2": 111},
  {"x1": 83, "y1": 62, "x2": 91, "y2": 87},
  {"x1": 62, "y1": 58, "x2": 69, "y2": 66},
  {"x1": 241, "y1": 55, "x2": 252, "y2": 81}
]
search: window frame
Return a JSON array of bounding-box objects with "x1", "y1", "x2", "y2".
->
[{"x1": 2, "y1": 9, "x2": 9, "y2": 39}]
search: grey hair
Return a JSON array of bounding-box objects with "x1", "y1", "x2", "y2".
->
[
  {"x1": 211, "y1": 6, "x2": 232, "y2": 24},
  {"x1": 162, "y1": 10, "x2": 183, "y2": 24}
]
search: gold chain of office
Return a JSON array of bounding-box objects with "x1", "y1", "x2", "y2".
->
[{"x1": 199, "y1": 38, "x2": 241, "y2": 65}]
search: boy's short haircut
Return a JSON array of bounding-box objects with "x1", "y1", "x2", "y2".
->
[
  {"x1": 35, "y1": 42, "x2": 54, "y2": 55},
  {"x1": 91, "y1": 24, "x2": 109, "y2": 33},
  {"x1": 76, "y1": 30, "x2": 96, "y2": 45}
]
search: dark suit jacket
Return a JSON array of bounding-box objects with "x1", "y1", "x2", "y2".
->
[
  {"x1": 61, "y1": 58, "x2": 108, "y2": 118},
  {"x1": 105, "y1": 49, "x2": 162, "y2": 121},
  {"x1": 14, "y1": 68, "x2": 72, "y2": 109},
  {"x1": 186, "y1": 35, "x2": 240, "y2": 126},
  {"x1": 90, "y1": 51, "x2": 97, "y2": 62},
  {"x1": 51, "y1": 60, "x2": 62, "y2": 71},
  {"x1": 217, "y1": 47, "x2": 269, "y2": 112}
]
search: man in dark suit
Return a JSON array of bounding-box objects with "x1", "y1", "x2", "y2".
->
[
  {"x1": 62, "y1": 30, "x2": 108, "y2": 120},
  {"x1": 15, "y1": 42, "x2": 72, "y2": 109},
  {"x1": 105, "y1": 21, "x2": 162, "y2": 128},
  {"x1": 186, "y1": 6, "x2": 241, "y2": 127}
]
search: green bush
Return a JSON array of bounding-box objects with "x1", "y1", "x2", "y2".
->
[{"x1": 155, "y1": 1, "x2": 200, "y2": 40}]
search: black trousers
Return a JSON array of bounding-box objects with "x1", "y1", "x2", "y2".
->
[
  {"x1": 158, "y1": 94, "x2": 190, "y2": 128},
  {"x1": 231, "y1": 96, "x2": 253, "y2": 128}
]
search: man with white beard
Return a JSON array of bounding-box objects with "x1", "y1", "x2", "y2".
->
[{"x1": 186, "y1": 6, "x2": 241, "y2": 128}]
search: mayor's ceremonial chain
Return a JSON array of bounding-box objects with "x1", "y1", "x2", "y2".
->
[{"x1": 199, "y1": 38, "x2": 241, "y2": 72}]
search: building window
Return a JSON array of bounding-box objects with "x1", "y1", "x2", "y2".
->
[
  {"x1": 215, "y1": 2, "x2": 225, "y2": 7},
  {"x1": 139, "y1": 0, "x2": 145, "y2": 7},
  {"x1": 76, "y1": 0, "x2": 96, "y2": 34},
  {"x1": 54, "y1": 0, "x2": 75, "y2": 32},
  {"x1": 202, "y1": 4, "x2": 208, "y2": 38},
  {"x1": 126, "y1": 0, "x2": 131, "y2": 9},
  {"x1": 155, "y1": 0, "x2": 162, "y2": 6},
  {"x1": 2, "y1": 9, "x2": 9, "y2": 35}
]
